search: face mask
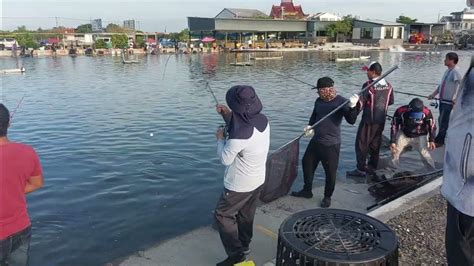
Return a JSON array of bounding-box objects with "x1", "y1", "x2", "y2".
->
[{"x1": 318, "y1": 87, "x2": 337, "y2": 102}]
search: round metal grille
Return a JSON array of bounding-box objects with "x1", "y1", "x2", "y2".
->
[{"x1": 277, "y1": 209, "x2": 398, "y2": 265}]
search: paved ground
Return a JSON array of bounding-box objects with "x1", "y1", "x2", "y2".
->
[
  {"x1": 386, "y1": 193, "x2": 447, "y2": 265},
  {"x1": 113, "y1": 147, "x2": 445, "y2": 266}
]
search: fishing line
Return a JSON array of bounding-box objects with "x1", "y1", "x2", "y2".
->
[
  {"x1": 270, "y1": 69, "x2": 450, "y2": 107},
  {"x1": 161, "y1": 54, "x2": 173, "y2": 80}
]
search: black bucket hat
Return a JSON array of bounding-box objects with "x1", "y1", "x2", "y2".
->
[
  {"x1": 226, "y1": 85, "x2": 263, "y2": 115},
  {"x1": 225, "y1": 85, "x2": 268, "y2": 139}
]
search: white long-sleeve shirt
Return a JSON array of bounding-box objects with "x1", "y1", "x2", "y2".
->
[{"x1": 217, "y1": 125, "x2": 270, "y2": 192}]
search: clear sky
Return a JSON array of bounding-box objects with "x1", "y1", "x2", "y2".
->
[{"x1": 1, "y1": 0, "x2": 469, "y2": 32}]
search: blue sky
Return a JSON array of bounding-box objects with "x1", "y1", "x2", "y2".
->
[{"x1": 1, "y1": 0, "x2": 469, "y2": 32}]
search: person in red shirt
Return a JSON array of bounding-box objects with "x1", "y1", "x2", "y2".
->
[{"x1": 0, "y1": 104, "x2": 44, "y2": 265}]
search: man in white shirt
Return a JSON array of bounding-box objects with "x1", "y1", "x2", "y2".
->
[
  {"x1": 214, "y1": 85, "x2": 270, "y2": 266},
  {"x1": 428, "y1": 52, "x2": 462, "y2": 146}
]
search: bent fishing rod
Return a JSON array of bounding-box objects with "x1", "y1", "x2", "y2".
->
[
  {"x1": 206, "y1": 82, "x2": 229, "y2": 136},
  {"x1": 9, "y1": 95, "x2": 26, "y2": 123}
]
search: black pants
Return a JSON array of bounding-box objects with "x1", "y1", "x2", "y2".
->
[
  {"x1": 435, "y1": 103, "x2": 453, "y2": 145},
  {"x1": 446, "y1": 202, "x2": 474, "y2": 266},
  {"x1": 355, "y1": 122, "x2": 385, "y2": 172},
  {"x1": 302, "y1": 139, "x2": 340, "y2": 198},
  {"x1": 214, "y1": 186, "x2": 262, "y2": 256}
]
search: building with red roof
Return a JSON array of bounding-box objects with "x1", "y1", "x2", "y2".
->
[{"x1": 270, "y1": 0, "x2": 306, "y2": 20}]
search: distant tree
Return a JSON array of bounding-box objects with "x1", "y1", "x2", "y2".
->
[
  {"x1": 396, "y1": 15, "x2": 418, "y2": 24},
  {"x1": 15, "y1": 26, "x2": 28, "y2": 33},
  {"x1": 95, "y1": 39, "x2": 107, "y2": 49},
  {"x1": 111, "y1": 34, "x2": 129, "y2": 49},
  {"x1": 106, "y1": 23, "x2": 128, "y2": 33},
  {"x1": 326, "y1": 15, "x2": 354, "y2": 42},
  {"x1": 178, "y1": 28, "x2": 190, "y2": 41},
  {"x1": 76, "y1": 24, "x2": 92, "y2": 33},
  {"x1": 168, "y1": 28, "x2": 190, "y2": 42},
  {"x1": 16, "y1": 33, "x2": 39, "y2": 49},
  {"x1": 135, "y1": 35, "x2": 145, "y2": 48}
]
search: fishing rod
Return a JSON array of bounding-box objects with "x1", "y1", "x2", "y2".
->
[
  {"x1": 270, "y1": 69, "x2": 439, "y2": 89},
  {"x1": 205, "y1": 82, "x2": 228, "y2": 138},
  {"x1": 272, "y1": 65, "x2": 400, "y2": 153},
  {"x1": 393, "y1": 90, "x2": 452, "y2": 105},
  {"x1": 9, "y1": 95, "x2": 26, "y2": 123},
  {"x1": 368, "y1": 169, "x2": 442, "y2": 187},
  {"x1": 206, "y1": 81, "x2": 219, "y2": 105},
  {"x1": 270, "y1": 70, "x2": 451, "y2": 107},
  {"x1": 269, "y1": 69, "x2": 316, "y2": 88},
  {"x1": 161, "y1": 53, "x2": 173, "y2": 80},
  {"x1": 366, "y1": 169, "x2": 442, "y2": 211},
  {"x1": 303, "y1": 65, "x2": 399, "y2": 136}
]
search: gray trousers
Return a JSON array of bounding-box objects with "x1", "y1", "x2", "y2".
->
[
  {"x1": 392, "y1": 133, "x2": 435, "y2": 169},
  {"x1": 214, "y1": 186, "x2": 262, "y2": 256}
]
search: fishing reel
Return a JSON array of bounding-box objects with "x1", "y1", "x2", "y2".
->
[
  {"x1": 429, "y1": 100, "x2": 439, "y2": 109},
  {"x1": 218, "y1": 124, "x2": 228, "y2": 139}
]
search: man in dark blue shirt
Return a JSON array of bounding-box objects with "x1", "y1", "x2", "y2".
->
[{"x1": 291, "y1": 77, "x2": 359, "y2": 208}]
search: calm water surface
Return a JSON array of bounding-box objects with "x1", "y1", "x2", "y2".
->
[{"x1": 1, "y1": 51, "x2": 471, "y2": 265}]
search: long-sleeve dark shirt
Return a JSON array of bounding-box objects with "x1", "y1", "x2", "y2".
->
[
  {"x1": 390, "y1": 105, "x2": 437, "y2": 143},
  {"x1": 358, "y1": 79, "x2": 394, "y2": 124},
  {"x1": 308, "y1": 95, "x2": 358, "y2": 146}
]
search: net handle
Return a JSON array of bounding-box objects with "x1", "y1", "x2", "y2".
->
[{"x1": 301, "y1": 65, "x2": 399, "y2": 138}]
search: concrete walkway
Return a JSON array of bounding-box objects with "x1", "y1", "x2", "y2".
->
[
  {"x1": 116, "y1": 182, "x2": 373, "y2": 266},
  {"x1": 115, "y1": 147, "x2": 445, "y2": 266}
]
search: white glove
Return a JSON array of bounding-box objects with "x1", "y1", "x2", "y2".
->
[
  {"x1": 304, "y1": 125, "x2": 314, "y2": 137},
  {"x1": 348, "y1": 94, "x2": 360, "y2": 108}
]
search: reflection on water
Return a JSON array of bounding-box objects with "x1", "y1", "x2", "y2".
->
[{"x1": 1, "y1": 51, "x2": 471, "y2": 265}]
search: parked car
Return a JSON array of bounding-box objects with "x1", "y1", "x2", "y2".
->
[
  {"x1": 160, "y1": 39, "x2": 176, "y2": 48},
  {"x1": 0, "y1": 38, "x2": 17, "y2": 50}
]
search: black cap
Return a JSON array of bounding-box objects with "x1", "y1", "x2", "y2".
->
[
  {"x1": 314, "y1": 77, "x2": 334, "y2": 89},
  {"x1": 409, "y1": 98, "x2": 424, "y2": 112}
]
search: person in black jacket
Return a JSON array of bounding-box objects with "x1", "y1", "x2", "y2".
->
[
  {"x1": 291, "y1": 77, "x2": 359, "y2": 208},
  {"x1": 390, "y1": 98, "x2": 436, "y2": 170},
  {"x1": 348, "y1": 62, "x2": 394, "y2": 177}
]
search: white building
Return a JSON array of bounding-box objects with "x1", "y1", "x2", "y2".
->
[
  {"x1": 64, "y1": 33, "x2": 95, "y2": 46},
  {"x1": 441, "y1": 8, "x2": 474, "y2": 31},
  {"x1": 307, "y1": 12, "x2": 341, "y2": 21},
  {"x1": 352, "y1": 19, "x2": 405, "y2": 48}
]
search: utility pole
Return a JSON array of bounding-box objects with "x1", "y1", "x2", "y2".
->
[{"x1": 55, "y1": 16, "x2": 58, "y2": 28}]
